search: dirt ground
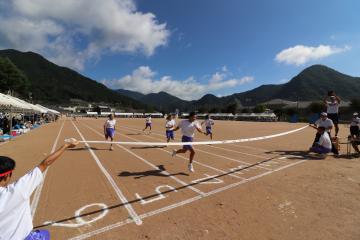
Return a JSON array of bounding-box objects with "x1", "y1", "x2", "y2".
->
[{"x1": 1, "y1": 117, "x2": 359, "y2": 240}]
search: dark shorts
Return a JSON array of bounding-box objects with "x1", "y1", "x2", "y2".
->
[
  {"x1": 350, "y1": 125, "x2": 359, "y2": 136},
  {"x1": 182, "y1": 135, "x2": 193, "y2": 150},
  {"x1": 146, "y1": 123, "x2": 152, "y2": 128},
  {"x1": 310, "y1": 146, "x2": 331, "y2": 154},
  {"x1": 105, "y1": 128, "x2": 115, "y2": 138},
  {"x1": 25, "y1": 230, "x2": 50, "y2": 240},
  {"x1": 166, "y1": 130, "x2": 174, "y2": 139},
  {"x1": 327, "y1": 113, "x2": 339, "y2": 124},
  {"x1": 206, "y1": 126, "x2": 212, "y2": 134}
]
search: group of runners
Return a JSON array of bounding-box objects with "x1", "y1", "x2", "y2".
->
[{"x1": 104, "y1": 112, "x2": 215, "y2": 172}]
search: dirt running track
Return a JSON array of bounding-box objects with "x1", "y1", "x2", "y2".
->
[{"x1": 1, "y1": 118, "x2": 360, "y2": 240}]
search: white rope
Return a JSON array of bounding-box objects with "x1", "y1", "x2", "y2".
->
[{"x1": 65, "y1": 125, "x2": 308, "y2": 146}]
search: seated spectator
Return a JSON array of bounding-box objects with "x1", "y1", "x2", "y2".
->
[
  {"x1": 349, "y1": 113, "x2": 360, "y2": 153},
  {"x1": 309, "y1": 127, "x2": 332, "y2": 155}
]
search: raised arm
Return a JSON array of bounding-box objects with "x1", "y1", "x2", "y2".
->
[
  {"x1": 335, "y1": 94, "x2": 341, "y2": 103},
  {"x1": 38, "y1": 139, "x2": 79, "y2": 172},
  {"x1": 323, "y1": 95, "x2": 328, "y2": 105}
]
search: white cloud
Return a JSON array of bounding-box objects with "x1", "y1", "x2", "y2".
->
[
  {"x1": 275, "y1": 44, "x2": 350, "y2": 66},
  {"x1": 102, "y1": 66, "x2": 254, "y2": 100},
  {"x1": 0, "y1": 0, "x2": 169, "y2": 70}
]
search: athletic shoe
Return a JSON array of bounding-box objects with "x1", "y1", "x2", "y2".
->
[
  {"x1": 172, "y1": 149, "x2": 177, "y2": 157},
  {"x1": 109, "y1": 146, "x2": 114, "y2": 151},
  {"x1": 188, "y1": 163, "x2": 194, "y2": 172}
]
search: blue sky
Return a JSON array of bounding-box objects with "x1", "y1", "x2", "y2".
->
[{"x1": 0, "y1": 0, "x2": 359, "y2": 100}]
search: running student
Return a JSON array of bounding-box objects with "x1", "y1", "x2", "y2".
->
[
  {"x1": 165, "y1": 114, "x2": 176, "y2": 143},
  {"x1": 172, "y1": 112, "x2": 206, "y2": 172},
  {"x1": 143, "y1": 115, "x2": 152, "y2": 134},
  {"x1": 324, "y1": 92, "x2": 341, "y2": 136},
  {"x1": 0, "y1": 139, "x2": 79, "y2": 240},
  {"x1": 104, "y1": 114, "x2": 116, "y2": 151},
  {"x1": 201, "y1": 115, "x2": 214, "y2": 140}
]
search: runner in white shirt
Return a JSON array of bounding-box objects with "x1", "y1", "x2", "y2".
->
[
  {"x1": 165, "y1": 114, "x2": 176, "y2": 143},
  {"x1": 143, "y1": 115, "x2": 152, "y2": 134},
  {"x1": 323, "y1": 92, "x2": 341, "y2": 136},
  {"x1": 104, "y1": 114, "x2": 116, "y2": 151},
  {"x1": 201, "y1": 115, "x2": 214, "y2": 140},
  {"x1": 171, "y1": 112, "x2": 206, "y2": 172},
  {"x1": 0, "y1": 139, "x2": 78, "y2": 240}
]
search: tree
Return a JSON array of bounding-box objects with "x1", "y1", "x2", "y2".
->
[
  {"x1": 307, "y1": 101, "x2": 325, "y2": 113},
  {"x1": 350, "y1": 98, "x2": 360, "y2": 111},
  {"x1": 253, "y1": 104, "x2": 266, "y2": 113},
  {"x1": 0, "y1": 57, "x2": 30, "y2": 96}
]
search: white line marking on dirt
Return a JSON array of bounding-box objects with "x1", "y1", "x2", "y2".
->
[
  {"x1": 135, "y1": 185, "x2": 178, "y2": 205},
  {"x1": 121, "y1": 125, "x2": 274, "y2": 162},
  {"x1": 69, "y1": 159, "x2": 306, "y2": 240},
  {"x1": 82, "y1": 123, "x2": 205, "y2": 196},
  {"x1": 31, "y1": 120, "x2": 65, "y2": 218},
  {"x1": 117, "y1": 126, "x2": 246, "y2": 180},
  {"x1": 72, "y1": 121, "x2": 142, "y2": 225},
  {"x1": 44, "y1": 203, "x2": 108, "y2": 228},
  {"x1": 191, "y1": 174, "x2": 223, "y2": 184}
]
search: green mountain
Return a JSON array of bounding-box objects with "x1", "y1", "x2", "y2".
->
[
  {"x1": 223, "y1": 65, "x2": 360, "y2": 106},
  {"x1": 117, "y1": 65, "x2": 360, "y2": 112},
  {"x1": 0, "y1": 49, "x2": 145, "y2": 109}
]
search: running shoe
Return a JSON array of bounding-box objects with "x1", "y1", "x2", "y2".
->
[
  {"x1": 188, "y1": 163, "x2": 194, "y2": 172},
  {"x1": 172, "y1": 149, "x2": 177, "y2": 157}
]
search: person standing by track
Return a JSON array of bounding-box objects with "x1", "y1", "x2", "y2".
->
[
  {"x1": 324, "y1": 91, "x2": 341, "y2": 137},
  {"x1": 0, "y1": 139, "x2": 79, "y2": 240}
]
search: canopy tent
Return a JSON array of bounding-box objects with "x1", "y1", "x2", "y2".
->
[{"x1": 0, "y1": 93, "x2": 31, "y2": 110}]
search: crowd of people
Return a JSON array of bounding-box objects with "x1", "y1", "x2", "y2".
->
[
  {"x1": 308, "y1": 91, "x2": 360, "y2": 156},
  {"x1": 0, "y1": 112, "x2": 59, "y2": 141}
]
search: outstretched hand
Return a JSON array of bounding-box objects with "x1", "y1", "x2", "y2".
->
[{"x1": 65, "y1": 138, "x2": 79, "y2": 148}]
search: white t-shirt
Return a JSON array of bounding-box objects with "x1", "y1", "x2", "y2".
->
[
  {"x1": 105, "y1": 119, "x2": 116, "y2": 129},
  {"x1": 146, "y1": 117, "x2": 152, "y2": 123},
  {"x1": 315, "y1": 118, "x2": 334, "y2": 131},
  {"x1": 350, "y1": 117, "x2": 360, "y2": 127},
  {"x1": 178, "y1": 119, "x2": 201, "y2": 137},
  {"x1": 318, "y1": 133, "x2": 332, "y2": 149},
  {"x1": 203, "y1": 119, "x2": 214, "y2": 128},
  {"x1": 326, "y1": 101, "x2": 339, "y2": 114},
  {"x1": 0, "y1": 167, "x2": 44, "y2": 240},
  {"x1": 165, "y1": 119, "x2": 176, "y2": 130}
]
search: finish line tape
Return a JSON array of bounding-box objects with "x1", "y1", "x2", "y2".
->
[{"x1": 65, "y1": 125, "x2": 308, "y2": 146}]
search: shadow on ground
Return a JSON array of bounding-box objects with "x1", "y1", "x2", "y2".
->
[{"x1": 118, "y1": 165, "x2": 188, "y2": 179}]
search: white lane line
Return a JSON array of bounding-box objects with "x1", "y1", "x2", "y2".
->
[
  {"x1": 71, "y1": 121, "x2": 142, "y2": 225},
  {"x1": 31, "y1": 120, "x2": 65, "y2": 218},
  {"x1": 69, "y1": 159, "x2": 306, "y2": 240},
  {"x1": 116, "y1": 127, "x2": 245, "y2": 180},
  {"x1": 120, "y1": 125, "x2": 271, "y2": 160},
  {"x1": 119, "y1": 126, "x2": 267, "y2": 174},
  {"x1": 82, "y1": 123, "x2": 205, "y2": 196}
]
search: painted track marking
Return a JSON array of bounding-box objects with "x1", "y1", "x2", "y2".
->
[
  {"x1": 31, "y1": 120, "x2": 65, "y2": 218},
  {"x1": 69, "y1": 159, "x2": 306, "y2": 240},
  {"x1": 82, "y1": 122, "x2": 205, "y2": 195},
  {"x1": 72, "y1": 121, "x2": 142, "y2": 225}
]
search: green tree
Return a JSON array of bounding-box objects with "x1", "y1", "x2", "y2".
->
[
  {"x1": 253, "y1": 104, "x2": 266, "y2": 113},
  {"x1": 307, "y1": 101, "x2": 325, "y2": 113},
  {"x1": 350, "y1": 98, "x2": 360, "y2": 111},
  {"x1": 0, "y1": 57, "x2": 30, "y2": 96}
]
